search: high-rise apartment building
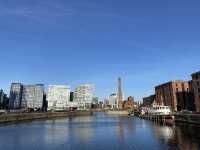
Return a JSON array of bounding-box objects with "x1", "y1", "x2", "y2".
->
[
  {"x1": 74, "y1": 84, "x2": 95, "y2": 109},
  {"x1": 21, "y1": 84, "x2": 44, "y2": 110},
  {"x1": 155, "y1": 80, "x2": 195, "y2": 111},
  {"x1": 191, "y1": 71, "x2": 200, "y2": 112},
  {"x1": 47, "y1": 85, "x2": 70, "y2": 111},
  {"x1": 9, "y1": 83, "x2": 23, "y2": 109}
]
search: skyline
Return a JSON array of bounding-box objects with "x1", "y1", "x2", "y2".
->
[{"x1": 0, "y1": 0, "x2": 200, "y2": 100}]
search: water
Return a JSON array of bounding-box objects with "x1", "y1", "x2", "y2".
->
[{"x1": 0, "y1": 112, "x2": 200, "y2": 150}]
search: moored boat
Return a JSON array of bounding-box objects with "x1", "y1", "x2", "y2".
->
[{"x1": 105, "y1": 110, "x2": 130, "y2": 115}]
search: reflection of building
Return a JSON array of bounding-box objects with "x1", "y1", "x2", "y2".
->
[
  {"x1": 74, "y1": 84, "x2": 95, "y2": 109},
  {"x1": 9, "y1": 83, "x2": 23, "y2": 109},
  {"x1": 47, "y1": 85, "x2": 70, "y2": 111},
  {"x1": 143, "y1": 95, "x2": 155, "y2": 107},
  {"x1": 155, "y1": 80, "x2": 195, "y2": 111},
  {"x1": 108, "y1": 94, "x2": 117, "y2": 109},
  {"x1": 21, "y1": 84, "x2": 44, "y2": 110},
  {"x1": 175, "y1": 126, "x2": 199, "y2": 150},
  {"x1": 153, "y1": 125, "x2": 174, "y2": 145},
  {"x1": 191, "y1": 71, "x2": 200, "y2": 112},
  {"x1": 72, "y1": 116, "x2": 94, "y2": 142}
]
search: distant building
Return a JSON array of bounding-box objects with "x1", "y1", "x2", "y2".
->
[
  {"x1": 0, "y1": 89, "x2": 9, "y2": 110},
  {"x1": 123, "y1": 96, "x2": 134, "y2": 109},
  {"x1": 104, "y1": 98, "x2": 109, "y2": 108},
  {"x1": 143, "y1": 95, "x2": 155, "y2": 107},
  {"x1": 155, "y1": 80, "x2": 195, "y2": 111},
  {"x1": 108, "y1": 94, "x2": 117, "y2": 109},
  {"x1": 42, "y1": 94, "x2": 48, "y2": 112},
  {"x1": 191, "y1": 71, "x2": 200, "y2": 112},
  {"x1": 74, "y1": 84, "x2": 95, "y2": 109},
  {"x1": 0, "y1": 89, "x2": 7, "y2": 109},
  {"x1": 91, "y1": 97, "x2": 99, "y2": 109},
  {"x1": 21, "y1": 84, "x2": 44, "y2": 110},
  {"x1": 70, "y1": 92, "x2": 74, "y2": 102},
  {"x1": 0, "y1": 89, "x2": 4, "y2": 108},
  {"x1": 98, "y1": 101, "x2": 104, "y2": 109},
  {"x1": 92, "y1": 97, "x2": 98, "y2": 105},
  {"x1": 47, "y1": 85, "x2": 70, "y2": 111},
  {"x1": 9, "y1": 83, "x2": 23, "y2": 109}
]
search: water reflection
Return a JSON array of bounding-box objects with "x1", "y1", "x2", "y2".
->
[
  {"x1": 44, "y1": 120, "x2": 69, "y2": 145},
  {"x1": 68, "y1": 116, "x2": 94, "y2": 142},
  {"x1": 175, "y1": 125, "x2": 200, "y2": 150},
  {"x1": 152, "y1": 122, "x2": 200, "y2": 150},
  {"x1": 116, "y1": 117, "x2": 135, "y2": 141},
  {"x1": 0, "y1": 114, "x2": 199, "y2": 150}
]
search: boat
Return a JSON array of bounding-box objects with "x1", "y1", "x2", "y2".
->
[
  {"x1": 147, "y1": 105, "x2": 172, "y2": 115},
  {"x1": 105, "y1": 110, "x2": 130, "y2": 115}
]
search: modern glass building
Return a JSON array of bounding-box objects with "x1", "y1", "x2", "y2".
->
[
  {"x1": 74, "y1": 84, "x2": 95, "y2": 109},
  {"x1": 0, "y1": 89, "x2": 4, "y2": 109},
  {"x1": 21, "y1": 84, "x2": 44, "y2": 110},
  {"x1": 9, "y1": 83, "x2": 23, "y2": 109},
  {"x1": 47, "y1": 85, "x2": 70, "y2": 111}
]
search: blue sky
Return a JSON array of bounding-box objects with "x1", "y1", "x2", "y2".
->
[{"x1": 0, "y1": 0, "x2": 200, "y2": 100}]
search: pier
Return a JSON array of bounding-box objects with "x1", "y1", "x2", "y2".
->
[
  {"x1": 140, "y1": 114, "x2": 175, "y2": 125},
  {"x1": 175, "y1": 113, "x2": 200, "y2": 125}
]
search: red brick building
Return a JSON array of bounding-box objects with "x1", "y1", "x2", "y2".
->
[
  {"x1": 155, "y1": 80, "x2": 195, "y2": 111},
  {"x1": 191, "y1": 71, "x2": 200, "y2": 112},
  {"x1": 123, "y1": 96, "x2": 134, "y2": 109},
  {"x1": 143, "y1": 95, "x2": 155, "y2": 107}
]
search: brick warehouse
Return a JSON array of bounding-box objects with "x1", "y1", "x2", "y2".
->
[
  {"x1": 191, "y1": 71, "x2": 200, "y2": 112},
  {"x1": 155, "y1": 80, "x2": 195, "y2": 111}
]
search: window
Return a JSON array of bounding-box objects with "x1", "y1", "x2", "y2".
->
[
  {"x1": 198, "y1": 88, "x2": 200, "y2": 93},
  {"x1": 196, "y1": 75, "x2": 199, "y2": 80},
  {"x1": 197, "y1": 81, "x2": 200, "y2": 86}
]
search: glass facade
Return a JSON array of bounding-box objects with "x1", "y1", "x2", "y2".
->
[
  {"x1": 9, "y1": 83, "x2": 23, "y2": 109},
  {"x1": 21, "y1": 84, "x2": 44, "y2": 109},
  {"x1": 74, "y1": 84, "x2": 95, "y2": 109},
  {"x1": 47, "y1": 85, "x2": 70, "y2": 111}
]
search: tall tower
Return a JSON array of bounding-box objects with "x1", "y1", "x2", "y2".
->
[{"x1": 117, "y1": 77, "x2": 123, "y2": 109}]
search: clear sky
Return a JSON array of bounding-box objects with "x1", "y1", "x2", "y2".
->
[{"x1": 0, "y1": 0, "x2": 200, "y2": 100}]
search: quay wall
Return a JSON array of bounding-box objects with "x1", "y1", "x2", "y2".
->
[
  {"x1": 0, "y1": 111, "x2": 92, "y2": 123},
  {"x1": 175, "y1": 114, "x2": 200, "y2": 125}
]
